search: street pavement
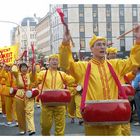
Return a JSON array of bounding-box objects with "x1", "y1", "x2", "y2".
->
[{"x1": 0, "y1": 106, "x2": 140, "y2": 136}]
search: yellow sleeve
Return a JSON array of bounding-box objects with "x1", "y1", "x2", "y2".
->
[
  {"x1": 11, "y1": 65, "x2": 18, "y2": 78},
  {"x1": 109, "y1": 43, "x2": 140, "y2": 78},
  {"x1": 37, "y1": 70, "x2": 46, "y2": 84},
  {"x1": 60, "y1": 72, "x2": 75, "y2": 86},
  {"x1": 59, "y1": 42, "x2": 88, "y2": 83}
]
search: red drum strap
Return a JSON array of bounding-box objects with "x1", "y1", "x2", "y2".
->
[
  {"x1": 80, "y1": 63, "x2": 91, "y2": 111},
  {"x1": 40, "y1": 70, "x2": 48, "y2": 94},
  {"x1": 107, "y1": 62, "x2": 127, "y2": 99},
  {"x1": 59, "y1": 71, "x2": 67, "y2": 89}
]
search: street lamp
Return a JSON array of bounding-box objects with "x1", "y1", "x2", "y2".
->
[{"x1": 0, "y1": 20, "x2": 29, "y2": 62}]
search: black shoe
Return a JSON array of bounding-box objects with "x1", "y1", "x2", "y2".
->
[
  {"x1": 29, "y1": 131, "x2": 35, "y2": 136},
  {"x1": 79, "y1": 120, "x2": 84, "y2": 125}
]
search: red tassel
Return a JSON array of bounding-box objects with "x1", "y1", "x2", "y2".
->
[{"x1": 56, "y1": 8, "x2": 65, "y2": 24}]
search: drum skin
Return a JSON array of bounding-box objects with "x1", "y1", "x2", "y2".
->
[
  {"x1": 122, "y1": 84, "x2": 135, "y2": 96},
  {"x1": 31, "y1": 89, "x2": 39, "y2": 98},
  {"x1": 9, "y1": 87, "x2": 18, "y2": 96},
  {"x1": 40, "y1": 89, "x2": 71, "y2": 104},
  {"x1": 26, "y1": 89, "x2": 39, "y2": 98},
  {"x1": 82, "y1": 100, "x2": 131, "y2": 125}
]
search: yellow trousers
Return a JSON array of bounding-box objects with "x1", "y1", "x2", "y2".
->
[
  {"x1": 5, "y1": 96, "x2": 17, "y2": 122},
  {"x1": 68, "y1": 94, "x2": 82, "y2": 119},
  {"x1": 121, "y1": 123, "x2": 131, "y2": 136},
  {"x1": 85, "y1": 124, "x2": 122, "y2": 136},
  {"x1": 15, "y1": 97, "x2": 35, "y2": 132},
  {"x1": 0, "y1": 96, "x2": 2, "y2": 112},
  {"x1": 0, "y1": 95, "x2": 6, "y2": 114},
  {"x1": 41, "y1": 104, "x2": 66, "y2": 136}
]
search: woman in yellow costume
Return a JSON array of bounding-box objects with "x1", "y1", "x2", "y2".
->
[
  {"x1": 11, "y1": 62, "x2": 36, "y2": 135},
  {"x1": 0, "y1": 63, "x2": 6, "y2": 116},
  {"x1": 37, "y1": 54, "x2": 75, "y2": 136},
  {"x1": 0, "y1": 63, "x2": 18, "y2": 126},
  {"x1": 59, "y1": 25, "x2": 140, "y2": 135}
]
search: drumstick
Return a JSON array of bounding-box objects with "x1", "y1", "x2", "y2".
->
[
  {"x1": 117, "y1": 25, "x2": 140, "y2": 39},
  {"x1": 64, "y1": 23, "x2": 75, "y2": 47}
]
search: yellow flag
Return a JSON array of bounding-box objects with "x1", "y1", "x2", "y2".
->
[{"x1": 0, "y1": 45, "x2": 19, "y2": 64}]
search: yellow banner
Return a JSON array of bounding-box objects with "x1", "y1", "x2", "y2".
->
[{"x1": 0, "y1": 45, "x2": 19, "y2": 64}]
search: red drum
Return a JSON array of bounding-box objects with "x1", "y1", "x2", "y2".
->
[
  {"x1": 26, "y1": 88, "x2": 39, "y2": 98},
  {"x1": 122, "y1": 84, "x2": 135, "y2": 96},
  {"x1": 40, "y1": 89, "x2": 71, "y2": 106},
  {"x1": 82, "y1": 99, "x2": 131, "y2": 125},
  {"x1": 9, "y1": 87, "x2": 18, "y2": 95}
]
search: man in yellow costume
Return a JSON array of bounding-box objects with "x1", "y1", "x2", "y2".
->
[
  {"x1": 37, "y1": 54, "x2": 75, "y2": 136},
  {"x1": 106, "y1": 46, "x2": 132, "y2": 135},
  {"x1": 106, "y1": 47, "x2": 118, "y2": 59},
  {"x1": 67, "y1": 85, "x2": 83, "y2": 125},
  {"x1": 59, "y1": 25, "x2": 140, "y2": 135}
]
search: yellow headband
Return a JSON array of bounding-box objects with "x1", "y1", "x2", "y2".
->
[
  {"x1": 48, "y1": 54, "x2": 59, "y2": 61},
  {"x1": 106, "y1": 47, "x2": 118, "y2": 54},
  {"x1": 89, "y1": 34, "x2": 106, "y2": 48},
  {"x1": 5, "y1": 62, "x2": 13, "y2": 67}
]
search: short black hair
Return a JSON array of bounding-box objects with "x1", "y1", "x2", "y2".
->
[{"x1": 19, "y1": 63, "x2": 28, "y2": 71}]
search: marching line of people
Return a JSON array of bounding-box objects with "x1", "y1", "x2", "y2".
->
[{"x1": 0, "y1": 24, "x2": 140, "y2": 136}]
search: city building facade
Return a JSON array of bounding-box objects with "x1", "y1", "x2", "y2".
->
[{"x1": 50, "y1": 4, "x2": 140, "y2": 59}]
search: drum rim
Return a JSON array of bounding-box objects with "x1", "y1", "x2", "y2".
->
[
  {"x1": 84, "y1": 120, "x2": 129, "y2": 125},
  {"x1": 42, "y1": 89, "x2": 70, "y2": 92},
  {"x1": 85, "y1": 99, "x2": 129, "y2": 104},
  {"x1": 42, "y1": 102, "x2": 68, "y2": 106}
]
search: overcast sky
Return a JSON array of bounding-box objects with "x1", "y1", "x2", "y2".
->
[
  {"x1": 0, "y1": 0, "x2": 50, "y2": 46},
  {"x1": 0, "y1": 0, "x2": 139, "y2": 47}
]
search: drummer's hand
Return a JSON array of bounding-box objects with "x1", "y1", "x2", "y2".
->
[
  {"x1": 134, "y1": 25, "x2": 140, "y2": 44},
  {"x1": 62, "y1": 25, "x2": 71, "y2": 44}
]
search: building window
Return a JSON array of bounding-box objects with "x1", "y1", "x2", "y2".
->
[
  {"x1": 93, "y1": 23, "x2": 98, "y2": 32},
  {"x1": 64, "y1": 17, "x2": 68, "y2": 24},
  {"x1": 119, "y1": 5, "x2": 124, "y2": 17},
  {"x1": 106, "y1": 8, "x2": 111, "y2": 17},
  {"x1": 24, "y1": 40, "x2": 27, "y2": 46},
  {"x1": 107, "y1": 32, "x2": 112, "y2": 38},
  {"x1": 80, "y1": 38, "x2": 85, "y2": 49},
  {"x1": 92, "y1": 5, "x2": 98, "y2": 18},
  {"x1": 120, "y1": 9, "x2": 124, "y2": 16},
  {"x1": 120, "y1": 39, "x2": 125, "y2": 47},
  {"x1": 93, "y1": 8, "x2": 98, "y2": 18},
  {"x1": 79, "y1": 4, "x2": 84, "y2": 9},
  {"x1": 63, "y1": 4, "x2": 67, "y2": 9},
  {"x1": 80, "y1": 12, "x2": 84, "y2": 17},
  {"x1": 79, "y1": 17, "x2": 84, "y2": 22},
  {"x1": 80, "y1": 32, "x2": 85, "y2": 38},
  {"x1": 30, "y1": 27, "x2": 35, "y2": 31},
  {"x1": 63, "y1": 10, "x2": 68, "y2": 18},
  {"x1": 93, "y1": 12, "x2": 97, "y2": 18},
  {"x1": 107, "y1": 23, "x2": 111, "y2": 32},
  {"x1": 79, "y1": 4, "x2": 84, "y2": 22},
  {"x1": 79, "y1": 23, "x2": 85, "y2": 32},
  {"x1": 120, "y1": 46, "x2": 125, "y2": 52},
  {"x1": 132, "y1": 8, "x2": 137, "y2": 17},
  {"x1": 120, "y1": 24, "x2": 125, "y2": 32}
]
